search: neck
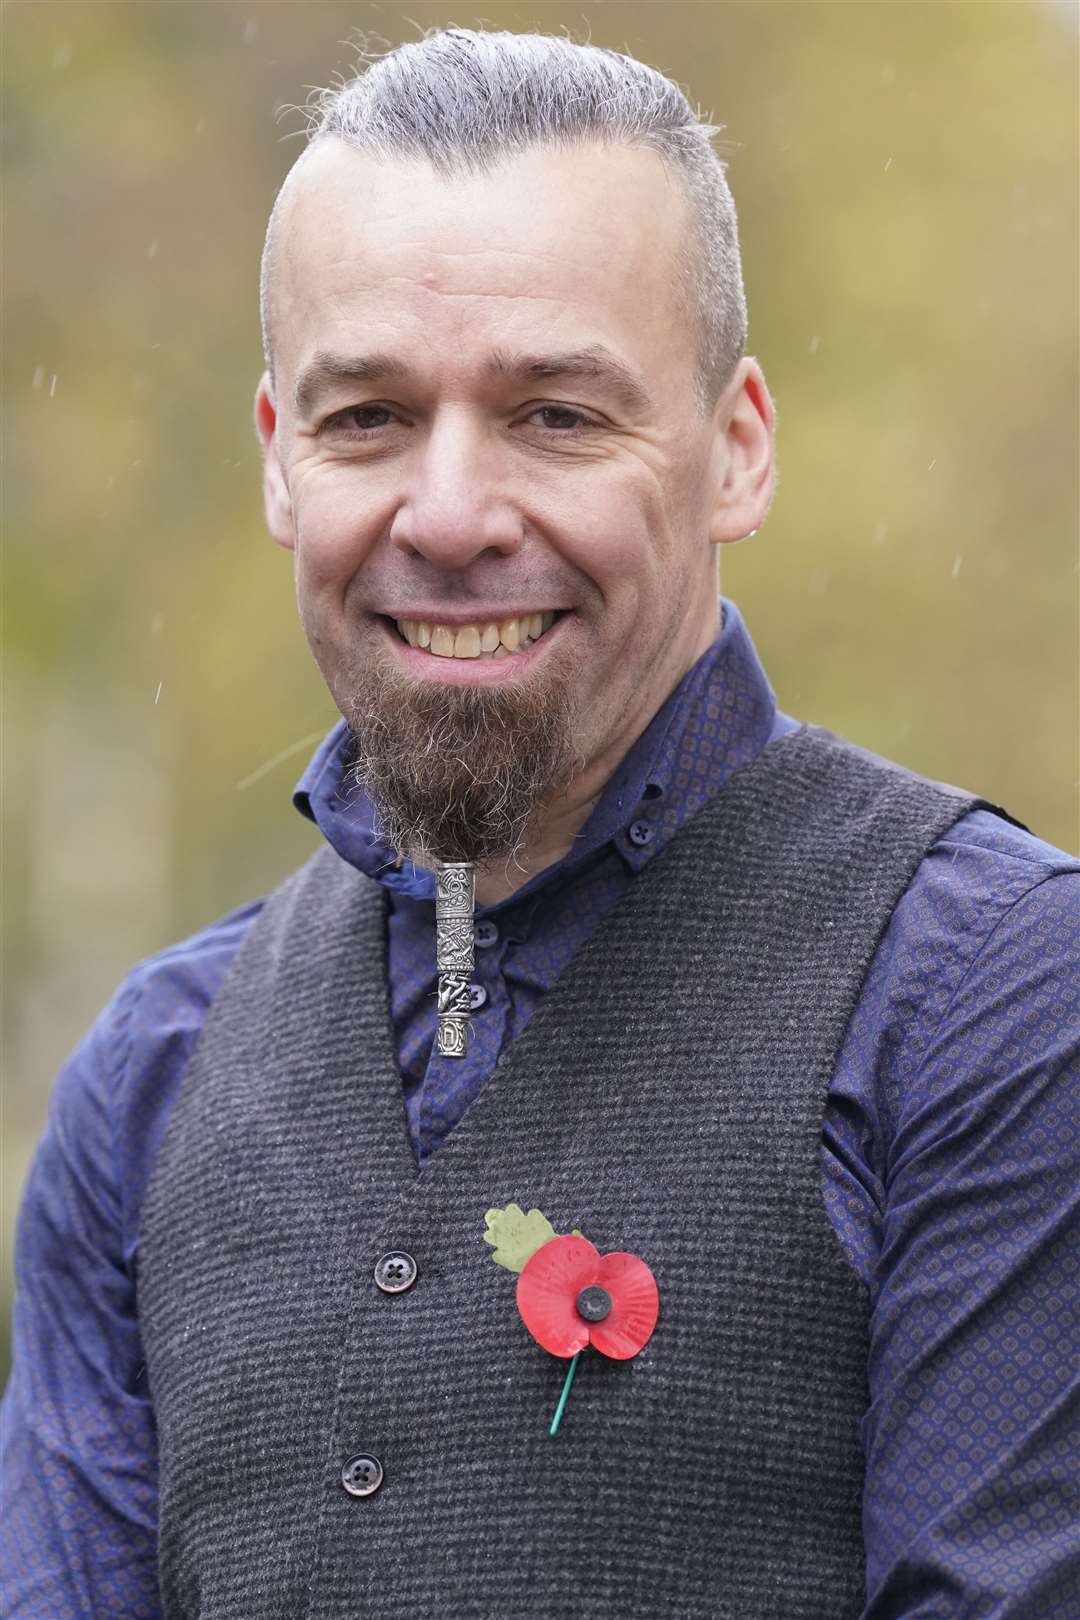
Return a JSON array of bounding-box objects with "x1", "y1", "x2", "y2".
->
[
  {"x1": 474, "y1": 631, "x2": 715, "y2": 905},
  {"x1": 470, "y1": 782, "x2": 604, "y2": 906},
  {"x1": 427, "y1": 597, "x2": 723, "y2": 906}
]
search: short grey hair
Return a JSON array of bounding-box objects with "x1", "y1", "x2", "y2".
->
[{"x1": 261, "y1": 28, "x2": 747, "y2": 405}]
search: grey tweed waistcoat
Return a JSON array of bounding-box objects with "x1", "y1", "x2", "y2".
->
[{"x1": 139, "y1": 726, "x2": 982, "y2": 1619}]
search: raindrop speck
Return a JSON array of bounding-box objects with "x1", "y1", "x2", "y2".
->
[
  {"x1": 809, "y1": 335, "x2": 821, "y2": 356},
  {"x1": 49, "y1": 375, "x2": 57, "y2": 397},
  {"x1": 952, "y1": 556, "x2": 963, "y2": 578},
  {"x1": 32, "y1": 366, "x2": 44, "y2": 390}
]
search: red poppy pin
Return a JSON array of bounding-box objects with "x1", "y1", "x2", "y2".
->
[{"x1": 483, "y1": 1203, "x2": 659, "y2": 1436}]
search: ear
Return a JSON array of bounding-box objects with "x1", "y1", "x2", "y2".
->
[
  {"x1": 708, "y1": 358, "x2": 776, "y2": 546},
  {"x1": 253, "y1": 372, "x2": 296, "y2": 551}
]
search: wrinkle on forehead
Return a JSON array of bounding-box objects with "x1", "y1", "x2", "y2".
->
[
  {"x1": 266, "y1": 139, "x2": 696, "y2": 396},
  {"x1": 317, "y1": 260, "x2": 583, "y2": 298}
]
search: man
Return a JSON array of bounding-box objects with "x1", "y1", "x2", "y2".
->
[{"x1": 2, "y1": 27, "x2": 1077, "y2": 1619}]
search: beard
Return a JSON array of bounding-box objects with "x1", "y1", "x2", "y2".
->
[{"x1": 340, "y1": 646, "x2": 579, "y2": 870}]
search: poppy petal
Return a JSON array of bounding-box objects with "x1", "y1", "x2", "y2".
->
[
  {"x1": 516, "y1": 1234, "x2": 600, "y2": 1357},
  {"x1": 589, "y1": 1250, "x2": 660, "y2": 1360}
]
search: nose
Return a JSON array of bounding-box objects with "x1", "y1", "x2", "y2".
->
[{"x1": 388, "y1": 410, "x2": 523, "y2": 570}]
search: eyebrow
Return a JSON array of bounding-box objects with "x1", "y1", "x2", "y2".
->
[
  {"x1": 293, "y1": 352, "x2": 405, "y2": 416},
  {"x1": 292, "y1": 343, "x2": 655, "y2": 418},
  {"x1": 485, "y1": 346, "x2": 655, "y2": 415}
]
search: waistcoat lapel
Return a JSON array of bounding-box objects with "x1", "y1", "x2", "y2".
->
[{"x1": 139, "y1": 726, "x2": 980, "y2": 1619}]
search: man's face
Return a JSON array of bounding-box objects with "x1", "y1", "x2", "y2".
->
[{"x1": 257, "y1": 139, "x2": 772, "y2": 866}]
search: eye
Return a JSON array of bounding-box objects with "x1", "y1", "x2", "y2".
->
[
  {"x1": 525, "y1": 404, "x2": 598, "y2": 433},
  {"x1": 322, "y1": 403, "x2": 399, "y2": 437}
]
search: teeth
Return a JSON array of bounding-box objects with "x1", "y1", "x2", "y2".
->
[
  {"x1": 453, "y1": 625, "x2": 481, "y2": 659},
  {"x1": 394, "y1": 613, "x2": 560, "y2": 659}
]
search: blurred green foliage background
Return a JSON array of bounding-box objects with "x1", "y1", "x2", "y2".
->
[{"x1": 3, "y1": 1, "x2": 1078, "y2": 1371}]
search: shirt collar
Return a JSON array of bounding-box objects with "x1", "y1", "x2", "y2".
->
[{"x1": 293, "y1": 599, "x2": 779, "y2": 906}]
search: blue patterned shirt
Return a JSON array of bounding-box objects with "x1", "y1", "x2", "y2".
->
[{"x1": 3, "y1": 602, "x2": 1078, "y2": 1616}]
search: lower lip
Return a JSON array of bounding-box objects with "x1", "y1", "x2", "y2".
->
[{"x1": 378, "y1": 616, "x2": 569, "y2": 683}]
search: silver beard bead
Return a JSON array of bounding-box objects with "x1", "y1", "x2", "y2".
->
[{"x1": 435, "y1": 862, "x2": 476, "y2": 1057}]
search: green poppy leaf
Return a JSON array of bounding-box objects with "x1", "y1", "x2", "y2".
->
[{"x1": 483, "y1": 1203, "x2": 557, "y2": 1272}]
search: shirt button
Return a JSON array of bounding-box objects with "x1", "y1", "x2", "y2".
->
[
  {"x1": 474, "y1": 919, "x2": 499, "y2": 949},
  {"x1": 341, "y1": 1453, "x2": 384, "y2": 1498},
  {"x1": 373, "y1": 1251, "x2": 417, "y2": 1294},
  {"x1": 627, "y1": 819, "x2": 654, "y2": 848},
  {"x1": 468, "y1": 982, "x2": 488, "y2": 1011}
]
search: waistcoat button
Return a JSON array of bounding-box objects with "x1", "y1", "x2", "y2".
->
[
  {"x1": 474, "y1": 919, "x2": 499, "y2": 949},
  {"x1": 374, "y1": 1251, "x2": 417, "y2": 1294},
  {"x1": 341, "y1": 1453, "x2": 384, "y2": 1497},
  {"x1": 468, "y1": 982, "x2": 488, "y2": 1011},
  {"x1": 627, "y1": 819, "x2": 654, "y2": 848}
]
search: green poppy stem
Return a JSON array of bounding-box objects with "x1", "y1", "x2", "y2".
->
[{"x1": 549, "y1": 1351, "x2": 581, "y2": 1437}]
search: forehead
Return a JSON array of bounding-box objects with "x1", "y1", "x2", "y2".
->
[{"x1": 271, "y1": 138, "x2": 696, "y2": 397}]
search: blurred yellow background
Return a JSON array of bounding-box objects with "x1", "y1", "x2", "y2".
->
[{"x1": 4, "y1": 1, "x2": 1078, "y2": 1372}]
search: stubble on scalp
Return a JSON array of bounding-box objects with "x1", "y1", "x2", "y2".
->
[{"x1": 341, "y1": 651, "x2": 579, "y2": 870}]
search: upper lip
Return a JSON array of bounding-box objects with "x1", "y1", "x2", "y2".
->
[{"x1": 376, "y1": 608, "x2": 566, "y2": 624}]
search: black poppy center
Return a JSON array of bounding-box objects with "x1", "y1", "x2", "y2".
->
[{"x1": 576, "y1": 1284, "x2": 612, "y2": 1322}]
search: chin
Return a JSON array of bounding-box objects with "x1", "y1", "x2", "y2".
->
[{"x1": 337, "y1": 645, "x2": 579, "y2": 867}]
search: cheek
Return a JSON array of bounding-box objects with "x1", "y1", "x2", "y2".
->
[
  {"x1": 568, "y1": 464, "x2": 714, "y2": 668},
  {"x1": 290, "y1": 471, "x2": 386, "y2": 593},
  {"x1": 558, "y1": 477, "x2": 679, "y2": 626}
]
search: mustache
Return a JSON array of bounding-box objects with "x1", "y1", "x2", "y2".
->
[{"x1": 355, "y1": 565, "x2": 591, "y2": 618}]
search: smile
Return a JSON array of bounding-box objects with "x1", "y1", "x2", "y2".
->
[{"x1": 393, "y1": 612, "x2": 559, "y2": 660}]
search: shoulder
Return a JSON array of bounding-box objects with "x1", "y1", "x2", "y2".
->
[
  {"x1": 41, "y1": 897, "x2": 267, "y2": 1269},
  {"x1": 795, "y1": 722, "x2": 1079, "y2": 1015},
  {"x1": 886, "y1": 807, "x2": 1078, "y2": 1008},
  {"x1": 907, "y1": 807, "x2": 1080, "y2": 1068},
  {"x1": 46, "y1": 896, "x2": 265, "y2": 1135},
  {"x1": 846, "y1": 806, "x2": 1078, "y2": 1148},
  {"x1": 924, "y1": 802, "x2": 1077, "y2": 878},
  {"x1": 113, "y1": 897, "x2": 266, "y2": 1053}
]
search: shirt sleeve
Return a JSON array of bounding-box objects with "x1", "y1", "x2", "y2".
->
[
  {"x1": 1, "y1": 979, "x2": 161, "y2": 1619},
  {"x1": 861, "y1": 871, "x2": 1080, "y2": 1618}
]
